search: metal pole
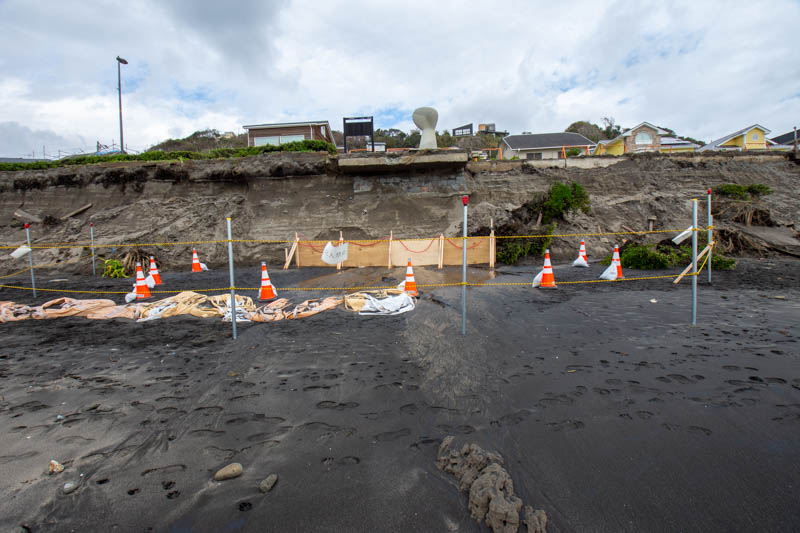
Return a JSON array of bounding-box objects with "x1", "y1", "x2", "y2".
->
[
  {"x1": 691, "y1": 199, "x2": 698, "y2": 325},
  {"x1": 25, "y1": 223, "x2": 36, "y2": 297},
  {"x1": 706, "y1": 189, "x2": 712, "y2": 283},
  {"x1": 90, "y1": 222, "x2": 96, "y2": 276},
  {"x1": 117, "y1": 60, "x2": 124, "y2": 154},
  {"x1": 461, "y1": 196, "x2": 469, "y2": 335},
  {"x1": 226, "y1": 217, "x2": 237, "y2": 340}
]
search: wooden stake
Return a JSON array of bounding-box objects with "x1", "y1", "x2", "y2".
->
[
  {"x1": 295, "y1": 232, "x2": 300, "y2": 269},
  {"x1": 283, "y1": 235, "x2": 298, "y2": 270},
  {"x1": 673, "y1": 244, "x2": 712, "y2": 284},
  {"x1": 489, "y1": 218, "x2": 495, "y2": 269},
  {"x1": 387, "y1": 231, "x2": 393, "y2": 269},
  {"x1": 438, "y1": 234, "x2": 444, "y2": 269},
  {"x1": 337, "y1": 231, "x2": 344, "y2": 270}
]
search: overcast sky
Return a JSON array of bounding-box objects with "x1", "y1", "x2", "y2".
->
[{"x1": 1, "y1": 0, "x2": 798, "y2": 157}]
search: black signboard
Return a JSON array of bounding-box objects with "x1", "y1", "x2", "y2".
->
[{"x1": 343, "y1": 116, "x2": 375, "y2": 153}]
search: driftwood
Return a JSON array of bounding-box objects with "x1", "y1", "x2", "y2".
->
[
  {"x1": 13, "y1": 209, "x2": 42, "y2": 224},
  {"x1": 60, "y1": 203, "x2": 92, "y2": 220}
]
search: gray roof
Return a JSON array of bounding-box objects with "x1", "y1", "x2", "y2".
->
[
  {"x1": 770, "y1": 130, "x2": 797, "y2": 145},
  {"x1": 660, "y1": 136, "x2": 701, "y2": 148},
  {"x1": 502, "y1": 132, "x2": 595, "y2": 150},
  {"x1": 242, "y1": 120, "x2": 330, "y2": 130},
  {"x1": 698, "y1": 124, "x2": 770, "y2": 152}
]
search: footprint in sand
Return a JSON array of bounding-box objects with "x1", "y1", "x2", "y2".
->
[{"x1": 373, "y1": 428, "x2": 410, "y2": 442}]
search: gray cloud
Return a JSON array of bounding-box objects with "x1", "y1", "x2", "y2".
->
[{"x1": 0, "y1": 0, "x2": 798, "y2": 156}]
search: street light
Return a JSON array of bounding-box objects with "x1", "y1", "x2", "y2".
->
[{"x1": 116, "y1": 56, "x2": 128, "y2": 153}]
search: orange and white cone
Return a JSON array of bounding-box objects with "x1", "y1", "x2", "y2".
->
[
  {"x1": 149, "y1": 256, "x2": 162, "y2": 285},
  {"x1": 259, "y1": 262, "x2": 277, "y2": 301},
  {"x1": 135, "y1": 262, "x2": 151, "y2": 299},
  {"x1": 600, "y1": 245, "x2": 624, "y2": 280},
  {"x1": 573, "y1": 240, "x2": 589, "y2": 267},
  {"x1": 533, "y1": 249, "x2": 557, "y2": 288},
  {"x1": 400, "y1": 259, "x2": 418, "y2": 297},
  {"x1": 191, "y1": 249, "x2": 202, "y2": 272}
]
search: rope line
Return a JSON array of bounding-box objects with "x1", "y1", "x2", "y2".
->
[{"x1": 0, "y1": 227, "x2": 716, "y2": 250}]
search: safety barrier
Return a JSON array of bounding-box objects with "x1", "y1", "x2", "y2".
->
[{"x1": 2, "y1": 192, "x2": 716, "y2": 334}]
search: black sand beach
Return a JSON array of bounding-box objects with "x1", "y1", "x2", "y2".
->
[{"x1": 1, "y1": 258, "x2": 799, "y2": 532}]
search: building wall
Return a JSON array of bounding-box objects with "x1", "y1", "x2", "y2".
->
[
  {"x1": 660, "y1": 146, "x2": 696, "y2": 153},
  {"x1": 605, "y1": 139, "x2": 625, "y2": 156},
  {"x1": 622, "y1": 125, "x2": 662, "y2": 153},
  {"x1": 247, "y1": 124, "x2": 333, "y2": 146}
]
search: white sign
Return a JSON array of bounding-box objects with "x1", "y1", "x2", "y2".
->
[{"x1": 321, "y1": 241, "x2": 349, "y2": 264}]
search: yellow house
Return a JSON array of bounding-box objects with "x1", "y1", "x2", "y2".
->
[
  {"x1": 592, "y1": 122, "x2": 668, "y2": 155},
  {"x1": 698, "y1": 125, "x2": 770, "y2": 152},
  {"x1": 659, "y1": 137, "x2": 701, "y2": 153}
]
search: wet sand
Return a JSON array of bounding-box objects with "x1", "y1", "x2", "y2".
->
[{"x1": 1, "y1": 258, "x2": 799, "y2": 532}]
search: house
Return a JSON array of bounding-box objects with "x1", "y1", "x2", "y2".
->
[
  {"x1": 698, "y1": 124, "x2": 770, "y2": 152},
  {"x1": 659, "y1": 137, "x2": 701, "y2": 153},
  {"x1": 478, "y1": 123, "x2": 509, "y2": 137},
  {"x1": 770, "y1": 129, "x2": 798, "y2": 148},
  {"x1": 500, "y1": 132, "x2": 595, "y2": 160},
  {"x1": 592, "y1": 122, "x2": 668, "y2": 155},
  {"x1": 242, "y1": 121, "x2": 335, "y2": 147}
]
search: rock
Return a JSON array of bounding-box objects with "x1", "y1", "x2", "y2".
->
[
  {"x1": 214, "y1": 463, "x2": 243, "y2": 481},
  {"x1": 523, "y1": 506, "x2": 548, "y2": 533},
  {"x1": 49, "y1": 460, "x2": 65, "y2": 474},
  {"x1": 259, "y1": 473, "x2": 278, "y2": 493},
  {"x1": 62, "y1": 481, "x2": 78, "y2": 494}
]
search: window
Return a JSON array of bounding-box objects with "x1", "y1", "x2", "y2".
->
[
  {"x1": 527, "y1": 152, "x2": 542, "y2": 160},
  {"x1": 751, "y1": 132, "x2": 758, "y2": 141},
  {"x1": 320, "y1": 125, "x2": 326, "y2": 137},
  {"x1": 281, "y1": 134, "x2": 305, "y2": 143},
  {"x1": 254, "y1": 136, "x2": 280, "y2": 146},
  {"x1": 634, "y1": 132, "x2": 652, "y2": 145}
]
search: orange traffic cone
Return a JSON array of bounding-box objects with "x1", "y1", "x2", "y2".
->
[
  {"x1": 403, "y1": 259, "x2": 418, "y2": 297},
  {"x1": 191, "y1": 249, "x2": 202, "y2": 272},
  {"x1": 537, "y1": 249, "x2": 557, "y2": 288},
  {"x1": 259, "y1": 262, "x2": 277, "y2": 301},
  {"x1": 613, "y1": 245, "x2": 624, "y2": 279},
  {"x1": 573, "y1": 240, "x2": 589, "y2": 267},
  {"x1": 149, "y1": 256, "x2": 162, "y2": 285},
  {"x1": 599, "y1": 245, "x2": 624, "y2": 280},
  {"x1": 135, "y1": 262, "x2": 151, "y2": 299}
]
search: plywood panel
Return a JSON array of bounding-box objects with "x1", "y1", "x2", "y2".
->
[
  {"x1": 390, "y1": 238, "x2": 441, "y2": 266},
  {"x1": 442, "y1": 237, "x2": 491, "y2": 265}
]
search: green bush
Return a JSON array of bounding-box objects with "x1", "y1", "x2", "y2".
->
[
  {"x1": 619, "y1": 244, "x2": 671, "y2": 269},
  {"x1": 0, "y1": 140, "x2": 337, "y2": 171},
  {"x1": 602, "y1": 238, "x2": 736, "y2": 271},
  {"x1": 566, "y1": 147, "x2": 582, "y2": 157},
  {"x1": 102, "y1": 258, "x2": 126, "y2": 278},
  {"x1": 496, "y1": 224, "x2": 554, "y2": 265},
  {"x1": 715, "y1": 183, "x2": 772, "y2": 200},
  {"x1": 541, "y1": 182, "x2": 590, "y2": 224}
]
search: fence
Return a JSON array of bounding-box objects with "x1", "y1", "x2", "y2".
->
[{"x1": 1, "y1": 194, "x2": 715, "y2": 336}]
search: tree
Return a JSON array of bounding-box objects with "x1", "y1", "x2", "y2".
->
[
  {"x1": 602, "y1": 117, "x2": 622, "y2": 139},
  {"x1": 565, "y1": 121, "x2": 605, "y2": 142}
]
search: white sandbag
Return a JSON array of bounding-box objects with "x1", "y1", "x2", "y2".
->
[
  {"x1": 321, "y1": 241, "x2": 349, "y2": 265},
  {"x1": 145, "y1": 274, "x2": 155, "y2": 289},
  {"x1": 531, "y1": 269, "x2": 544, "y2": 287},
  {"x1": 199, "y1": 262, "x2": 209, "y2": 271},
  {"x1": 672, "y1": 226, "x2": 693, "y2": 245},
  {"x1": 222, "y1": 307, "x2": 252, "y2": 323},
  {"x1": 359, "y1": 293, "x2": 415, "y2": 316},
  {"x1": 10, "y1": 245, "x2": 31, "y2": 259},
  {"x1": 137, "y1": 302, "x2": 177, "y2": 322},
  {"x1": 572, "y1": 256, "x2": 589, "y2": 267},
  {"x1": 396, "y1": 280, "x2": 405, "y2": 291},
  {"x1": 599, "y1": 263, "x2": 618, "y2": 280}
]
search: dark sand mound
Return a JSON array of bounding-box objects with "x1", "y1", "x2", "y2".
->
[{"x1": 1, "y1": 259, "x2": 799, "y2": 531}]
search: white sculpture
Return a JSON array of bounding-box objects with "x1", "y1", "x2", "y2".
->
[{"x1": 412, "y1": 107, "x2": 438, "y2": 149}]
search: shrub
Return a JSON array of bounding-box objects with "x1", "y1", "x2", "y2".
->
[
  {"x1": 102, "y1": 258, "x2": 126, "y2": 278},
  {"x1": 715, "y1": 183, "x2": 772, "y2": 200},
  {"x1": 0, "y1": 139, "x2": 337, "y2": 171},
  {"x1": 566, "y1": 147, "x2": 582, "y2": 157},
  {"x1": 619, "y1": 244, "x2": 671, "y2": 269},
  {"x1": 541, "y1": 182, "x2": 590, "y2": 224},
  {"x1": 496, "y1": 224, "x2": 554, "y2": 265}
]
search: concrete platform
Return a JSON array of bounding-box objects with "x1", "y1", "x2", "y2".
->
[{"x1": 336, "y1": 150, "x2": 468, "y2": 174}]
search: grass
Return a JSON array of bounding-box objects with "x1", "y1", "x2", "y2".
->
[
  {"x1": 602, "y1": 239, "x2": 736, "y2": 271},
  {"x1": 0, "y1": 140, "x2": 337, "y2": 171},
  {"x1": 714, "y1": 183, "x2": 772, "y2": 200}
]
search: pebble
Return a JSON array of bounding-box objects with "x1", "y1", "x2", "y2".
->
[
  {"x1": 259, "y1": 474, "x2": 278, "y2": 493},
  {"x1": 214, "y1": 463, "x2": 243, "y2": 481},
  {"x1": 62, "y1": 481, "x2": 78, "y2": 494},
  {"x1": 49, "y1": 460, "x2": 65, "y2": 474}
]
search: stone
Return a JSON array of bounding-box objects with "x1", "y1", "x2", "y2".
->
[
  {"x1": 62, "y1": 481, "x2": 78, "y2": 494},
  {"x1": 259, "y1": 473, "x2": 278, "y2": 493},
  {"x1": 214, "y1": 463, "x2": 243, "y2": 481},
  {"x1": 49, "y1": 460, "x2": 64, "y2": 474},
  {"x1": 523, "y1": 506, "x2": 548, "y2": 533}
]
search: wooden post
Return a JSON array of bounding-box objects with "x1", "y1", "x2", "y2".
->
[
  {"x1": 294, "y1": 232, "x2": 300, "y2": 269},
  {"x1": 337, "y1": 231, "x2": 344, "y2": 271},
  {"x1": 489, "y1": 217, "x2": 495, "y2": 269},
  {"x1": 283, "y1": 233, "x2": 299, "y2": 270},
  {"x1": 438, "y1": 234, "x2": 444, "y2": 269},
  {"x1": 387, "y1": 230, "x2": 393, "y2": 269}
]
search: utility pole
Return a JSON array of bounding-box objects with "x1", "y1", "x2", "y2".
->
[{"x1": 116, "y1": 56, "x2": 128, "y2": 154}]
